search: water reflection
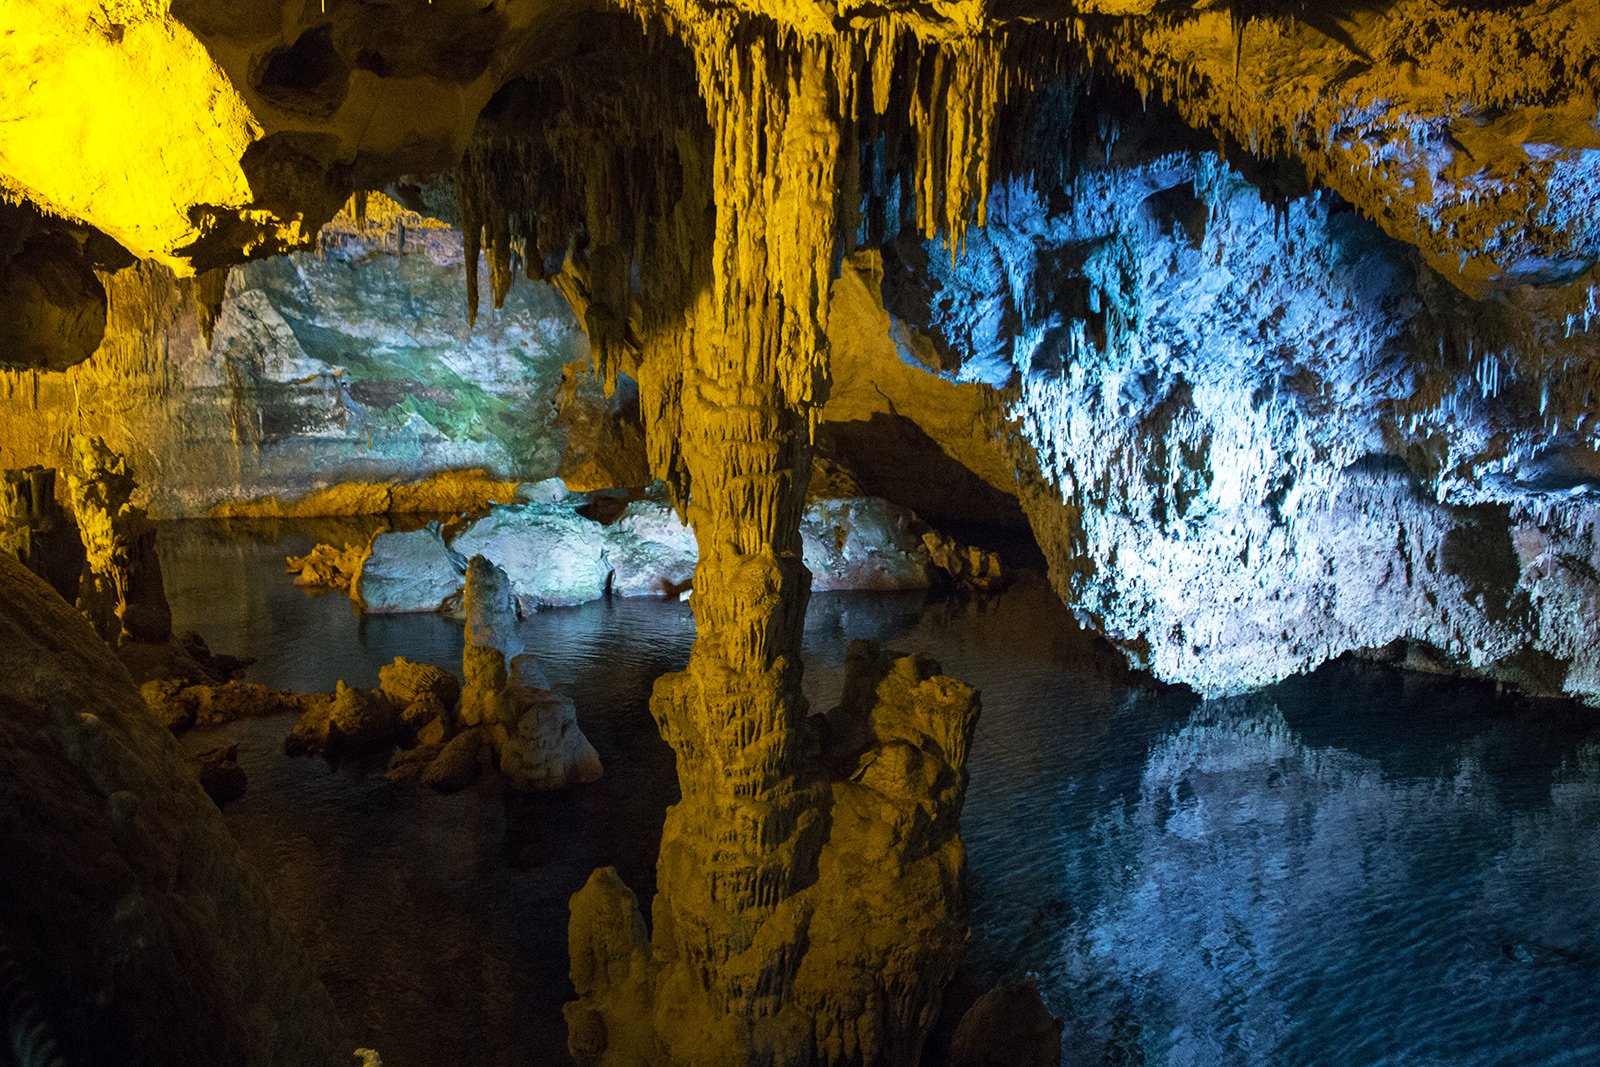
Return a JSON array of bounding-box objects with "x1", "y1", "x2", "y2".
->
[
  {"x1": 1053, "y1": 685, "x2": 1600, "y2": 1065},
  {"x1": 158, "y1": 520, "x2": 1600, "y2": 1065}
]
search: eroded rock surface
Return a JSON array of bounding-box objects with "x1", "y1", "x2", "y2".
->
[
  {"x1": 0, "y1": 552, "x2": 342, "y2": 1065},
  {"x1": 873, "y1": 129, "x2": 1600, "y2": 703},
  {"x1": 65, "y1": 436, "x2": 171, "y2": 645}
]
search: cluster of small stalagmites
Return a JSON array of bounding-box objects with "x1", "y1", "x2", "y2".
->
[
  {"x1": 264, "y1": 554, "x2": 600, "y2": 790},
  {"x1": 63, "y1": 435, "x2": 172, "y2": 645},
  {"x1": 567, "y1": 640, "x2": 980, "y2": 1067},
  {"x1": 283, "y1": 658, "x2": 463, "y2": 776}
]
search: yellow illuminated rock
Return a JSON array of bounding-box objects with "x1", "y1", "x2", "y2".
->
[
  {"x1": 4, "y1": 1, "x2": 1600, "y2": 1063},
  {"x1": 0, "y1": 1, "x2": 261, "y2": 269}
]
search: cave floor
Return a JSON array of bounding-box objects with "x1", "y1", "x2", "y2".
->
[{"x1": 159, "y1": 521, "x2": 1600, "y2": 1066}]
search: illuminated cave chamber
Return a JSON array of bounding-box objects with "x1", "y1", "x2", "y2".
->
[{"x1": 1, "y1": 0, "x2": 1600, "y2": 1065}]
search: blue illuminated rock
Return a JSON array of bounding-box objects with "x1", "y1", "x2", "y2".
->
[
  {"x1": 452, "y1": 502, "x2": 613, "y2": 611},
  {"x1": 353, "y1": 523, "x2": 462, "y2": 615}
]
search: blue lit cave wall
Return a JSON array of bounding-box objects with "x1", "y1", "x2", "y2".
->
[{"x1": 872, "y1": 112, "x2": 1600, "y2": 706}]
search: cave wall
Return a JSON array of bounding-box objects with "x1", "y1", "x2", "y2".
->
[
  {"x1": 879, "y1": 129, "x2": 1600, "y2": 705},
  {"x1": 0, "y1": 198, "x2": 591, "y2": 518},
  {"x1": 0, "y1": 550, "x2": 343, "y2": 1065}
]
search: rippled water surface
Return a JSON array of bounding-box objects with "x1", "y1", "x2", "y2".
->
[{"x1": 159, "y1": 520, "x2": 1600, "y2": 1066}]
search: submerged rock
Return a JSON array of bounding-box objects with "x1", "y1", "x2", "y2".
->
[
  {"x1": 186, "y1": 682, "x2": 304, "y2": 728},
  {"x1": 948, "y1": 976, "x2": 1062, "y2": 1067},
  {"x1": 142, "y1": 679, "x2": 303, "y2": 731}
]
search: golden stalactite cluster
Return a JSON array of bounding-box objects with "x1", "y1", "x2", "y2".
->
[{"x1": 452, "y1": 13, "x2": 1071, "y2": 513}]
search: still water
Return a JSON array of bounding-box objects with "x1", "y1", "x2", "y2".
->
[{"x1": 159, "y1": 520, "x2": 1600, "y2": 1066}]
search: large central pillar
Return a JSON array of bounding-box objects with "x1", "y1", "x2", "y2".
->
[
  {"x1": 563, "y1": 20, "x2": 990, "y2": 1067},
  {"x1": 641, "y1": 37, "x2": 847, "y2": 1053}
]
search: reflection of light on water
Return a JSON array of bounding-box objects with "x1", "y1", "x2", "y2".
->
[
  {"x1": 1059, "y1": 709, "x2": 1600, "y2": 1066},
  {"x1": 156, "y1": 525, "x2": 1600, "y2": 1066}
]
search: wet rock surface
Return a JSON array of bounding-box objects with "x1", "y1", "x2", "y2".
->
[
  {"x1": 947, "y1": 976, "x2": 1062, "y2": 1067},
  {"x1": 66, "y1": 436, "x2": 171, "y2": 645},
  {"x1": 346, "y1": 491, "x2": 964, "y2": 615},
  {"x1": 284, "y1": 559, "x2": 602, "y2": 794},
  {"x1": 286, "y1": 541, "x2": 366, "y2": 592},
  {"x1": 355, "y1": 523, "x2": 464, "y2": 615}
]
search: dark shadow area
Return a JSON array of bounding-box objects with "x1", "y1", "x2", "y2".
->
[{"x1": 254, "y1": 25, "x2": 350, "y2": 117}]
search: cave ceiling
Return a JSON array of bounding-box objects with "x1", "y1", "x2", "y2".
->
[{"x1": 1, "y1": 0, "x2": 1595, "y2": 311}]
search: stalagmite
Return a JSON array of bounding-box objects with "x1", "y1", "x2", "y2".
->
[
  {"x1": 64, "y1": 435, "x2": 171, "y2": 645},
  {"x1": 0, "y1": 464, "x2": 83, "y2": 600},
  {"x1": 542, "y1": 16, "x2": 996, "y2": 1065},
  {"x1": 460, "y1": 554, "x2": 603, "y2": 790}
]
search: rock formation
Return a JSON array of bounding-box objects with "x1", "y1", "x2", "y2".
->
[
  {"x1": 460, "y1": 554, "x2": 603, "y2": 790},
  {"x1": 947, "y1": 976, "x2": 1062, "y2": 1067},
  {"x1": 4, "y1": 0, "x2": 1600, "y2": 1059},
  {"x1": 284, "y1": 562, "x2": 602, "y2": 793},
  {"x1": 532, "y1": 17, "x2": 995, "y2": 1064},
  {"x1": 0, "y1": 551, "x2": 343, "y2": 1065},
  {"x1": 0, "y1": 464, "x2": 84, "y2": 599},
  {"x1": 568, "y1": 641, "x2": 981, "y2": 1066},
  {"x1": 349, "y1": 492, "x2": 949, "y2": 614},
  {"x1": 0, "y1": 200, "x2": 580, "y2": 520},
  {"x1": 354, "y1": 521, "x2": 466, "y2": 615},
  {"x1": 285, "y1": 541, "x2": 365, "y2": 592},
  {"x1": 64, "y1": 435, "x2": 171, "y2": 645}
]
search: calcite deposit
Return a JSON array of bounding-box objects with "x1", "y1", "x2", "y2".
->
[
  {"x1": 3, "y1": 0, "x2": 1600, "y2": 1060},
  {"x1": 459, "y1": 554, "x2": 603, "y2": 789},
  {"x1": 65, "y1": 435, "x2": 171, "y2": 645}
]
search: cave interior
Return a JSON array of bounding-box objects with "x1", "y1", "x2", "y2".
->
[{"x1": 2, "y1": 1, "x2": 1600, "y2": 1065}]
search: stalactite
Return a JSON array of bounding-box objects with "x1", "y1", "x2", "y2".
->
[
  {"x1": 193, "y1": 265, "x2": 230, "y2": 348},
  {"x1": 448, "y1": 12, "x2": 1070, "y2": 1065}
]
